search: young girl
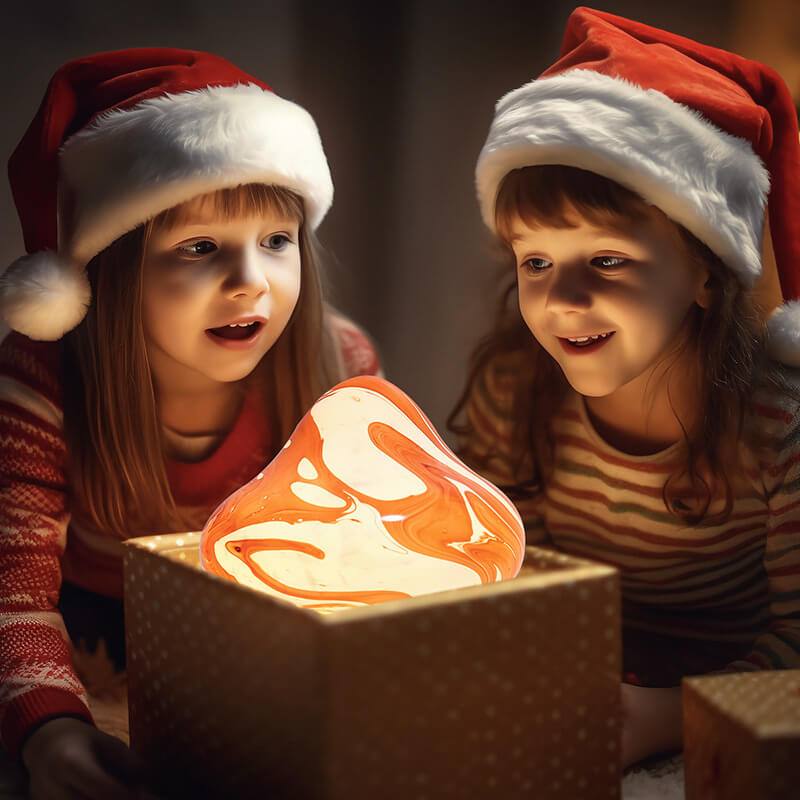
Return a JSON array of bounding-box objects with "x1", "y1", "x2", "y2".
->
[
  {"x1": 0, "y1": 49, "x2": 377, "y2": 798},
  {"x1": 452, "y1": 8, "x2": 800, "y2": 769}
]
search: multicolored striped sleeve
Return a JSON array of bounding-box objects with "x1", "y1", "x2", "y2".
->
[
  {"x1": 461, "y1": 357, "x2": 547, "y2": 544},
  {"x1": 0, "y1": 333, "x2": 92, "y2": 756},
  {"x1": 729, "y1": 377, "x2": 800, "y2": 671}
]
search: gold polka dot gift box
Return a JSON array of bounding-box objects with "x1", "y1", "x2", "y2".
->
[
  {"x1": 683, "y1": 670, "x2": 800, "y2": 800},
  {"x1": 123, "y1": 539, "x2": 622, "y2": 800}
]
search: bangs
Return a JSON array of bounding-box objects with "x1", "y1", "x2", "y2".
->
[
  {"x1": 495, "y1": 165, "x2": 654, "y2": 242},
  {"x1": 153, "y1": 183, "x2": 305, "y2": 230}
]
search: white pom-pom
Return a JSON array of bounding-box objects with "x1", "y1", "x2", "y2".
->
[
  {"x1": 766, "y1": 300, "x2": 800, "y2": 368},
  {"x1": 0, "y1": 251, "x2": 90, "y2": 341}
]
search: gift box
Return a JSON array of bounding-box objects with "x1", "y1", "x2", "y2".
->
[
  {"x1": 124, "y1": 536, "x2": 622, "y2": 800},
  {"x1": 683, "y1": 670, "x2": 800, "y2": 800}
]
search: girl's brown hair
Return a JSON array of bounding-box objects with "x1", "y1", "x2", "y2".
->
[
  {"x1": 450, "y1": 165, "x2": 769, "y2": 525},
  {"x1": 63, "y1": 183, "x2": 347, "y2": 537}
]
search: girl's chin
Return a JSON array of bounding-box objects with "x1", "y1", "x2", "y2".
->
[
  {"x1": 558, "y1": 369, "x2": 627, "y2": 398},
  {"x1": 195, "y1": 353, "x2": 269, "y2": 385},
  {"x1": 568, "y1": 384, "x2": 621, "y2": 398}
]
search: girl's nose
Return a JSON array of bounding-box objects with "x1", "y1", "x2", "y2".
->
[
  {"x1": 544, "y1": 266, "x2": 593, "y2": 313},
  {"x1": 223, "y1": 248, "x2": 269, "y2": 299}
]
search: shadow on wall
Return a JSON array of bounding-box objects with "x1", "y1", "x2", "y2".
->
[{"x1": 3, "y1": 0, "x2": 783, "y2": 439}]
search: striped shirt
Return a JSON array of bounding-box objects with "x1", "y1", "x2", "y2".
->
[
  {"x1": 464, "y1": 354, "x2": 800, "y2": 673},
  {"x1": 0, "y1": 317, "x2": 379, "y2": 755}
]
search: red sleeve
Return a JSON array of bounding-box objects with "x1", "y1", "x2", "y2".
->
[
  {"x1": 0, "y1": 333, "x2": 93, "y2": 756},
  {"x1": 328, "y1": 312, "x2": 381, "y2": 378}
]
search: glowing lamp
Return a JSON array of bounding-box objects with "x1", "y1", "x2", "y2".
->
[{"x1": 200, "y1": 376, "x2": 525, "y2": 611}]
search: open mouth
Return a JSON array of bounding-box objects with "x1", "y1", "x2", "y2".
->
[
  {"x1": 207, "y1": 321, "x2": 263, "y2": 341},
  {"x1": 560, "y1": 331, "x2": 615, "y2": 350}
]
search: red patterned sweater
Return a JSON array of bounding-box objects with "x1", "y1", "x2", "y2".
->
[{"x1": 0, "y1": 317, "x2": 379, "y2": 755}]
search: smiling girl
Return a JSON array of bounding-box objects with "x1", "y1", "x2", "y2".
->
[
  {"x1": 0, "y1": 49, "x2": 376, "y2": 798},
  {"x1": 451, "y1": 8, "x2": 800, "y2": 769}
]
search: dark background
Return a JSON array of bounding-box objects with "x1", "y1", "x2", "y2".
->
[{"x1": 2, "y1": 0, "x2": 797, "y2": 437}]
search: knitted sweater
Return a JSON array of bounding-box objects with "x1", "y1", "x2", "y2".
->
[
  {"x1": 465, "y1": 354, "x2": 800, "y2": 674},
  {"x1": 0, "y1": 319, "x2": 378, "y2": 755}
]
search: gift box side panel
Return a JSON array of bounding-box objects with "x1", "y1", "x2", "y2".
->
[
  {"x1": 684, "y1": 671, "x2": 800, "y2": 800},
  {"x1": 124, "y1": 544, "x2": 325, "y2": 800},
  {"x1": 683, "y1": 678, "x2": 758, "y2": 800},
  {"x1": 321, "y1": 556, "x2": 623, "y2": 800},
  {"x1": 757, "y1": 736, "x2": 800, "y2": 799}
]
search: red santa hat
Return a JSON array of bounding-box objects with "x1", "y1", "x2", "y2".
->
[
  {"x1": 476, "y1": 6, "x2": 800, "y2": 367},
  {"x1": 0, "y1": 48, "x2": 333, "y2": 341}
]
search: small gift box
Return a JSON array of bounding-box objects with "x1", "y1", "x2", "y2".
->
[
  {"x1": 124, "y1": 538, "x2": 622, "y2": 799},
  {"x1": 683, "y1": 670, "x2": 800, "y2": 800}
]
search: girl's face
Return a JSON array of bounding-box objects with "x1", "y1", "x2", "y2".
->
[
  {"x1": 508, "y1": 206, "x2": 710, "y2": 399},
  {"x1": 141, "y1": 195, "x2": 302, "y2": 390}
]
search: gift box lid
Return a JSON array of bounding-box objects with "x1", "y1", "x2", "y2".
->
[{"x1": 684, "y1": 670, "x2": 800, "y2": 737}]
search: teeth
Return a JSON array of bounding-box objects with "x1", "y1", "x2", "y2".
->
[
  {"x1": 567, "y1": 332, "x2": 612, "y2": 344},
  {"x1": 228, "y1": 322, "x2": 256, "y2": 327}
]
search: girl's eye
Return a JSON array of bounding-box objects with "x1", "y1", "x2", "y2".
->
[
  {"x1": 264, "y1": 233, "x2": 291, "y2": 251},
  {"x1": 521, "y1": 257, "x2": 551, "y2": 273},
  {"x1": 179, "y1": 240, "x2": 216, "y2": 256},
  {"x1": 592, "y1": 255, "x2": 627, "y2": 269}
]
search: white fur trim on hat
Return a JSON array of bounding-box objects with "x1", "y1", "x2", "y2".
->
[
  {"x1": 476, "y1": 70, "x2": 770, "y2": 287},
  {"x1": 766, "y1": 300, "x2": 800, "y2": 367},
  {"x1": 0, "y1": 251, "x2": 90, "y2": 340},
  {"x1": 58, "y1": 83, "x2": 333, "y2": 266}
]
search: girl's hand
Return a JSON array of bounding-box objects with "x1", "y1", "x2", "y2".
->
[
  {"x1": 21, "y1": 716, "x2": 146, "y2": 799},
  {"x1": 620, "y1": 683, "x2": 683, "y2": 768}
]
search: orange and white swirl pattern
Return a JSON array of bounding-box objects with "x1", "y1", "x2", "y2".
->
[{"x1": 200, "y1": 376, "x2": 525, "y2": 612}]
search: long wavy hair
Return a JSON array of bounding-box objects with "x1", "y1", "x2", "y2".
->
[
  {"x1": 62, "y1": 183, "x2": 347, "y2": 537},
  {"x1": 450, "y1": 165, "x2": 770, "y2": 525}
]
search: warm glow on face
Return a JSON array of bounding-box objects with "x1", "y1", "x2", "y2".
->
[
  {"x1": 510, "y1": 208, "x2": 708, "y2": 399},
  {"x1": 141, "y1": 196, "x2": 302, "y2": 390},
  {"x1": 200, "y1": 377, "x2": 525, "y2": 612}
]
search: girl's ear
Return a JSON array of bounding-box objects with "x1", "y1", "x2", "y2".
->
[{"x1": 695, "y1": 273, "x2": 713, "y2": 309}]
